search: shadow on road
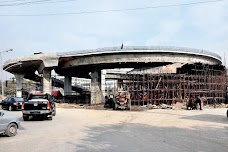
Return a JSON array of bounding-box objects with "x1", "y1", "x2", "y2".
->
[
  {"x1": 68, "y1": 123, "x2": 227, "y2": 152},
  {"x1": 0, "y1": 134, "x2": 7, "y2": 137},
  {"x1": 18, "y1": 116, "x2": 50, "y2": 122},
  {"x1": 180, "y1": 114, "x2": 228, "y2": 124}
]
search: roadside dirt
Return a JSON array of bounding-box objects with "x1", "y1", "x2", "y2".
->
[{"x1": 56, "y1": 102, "x2": 228, "y2": 111}]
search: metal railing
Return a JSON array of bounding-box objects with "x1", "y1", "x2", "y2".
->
[{"x1": 57, "y1": 46, "x2": 221, "y2": 61}]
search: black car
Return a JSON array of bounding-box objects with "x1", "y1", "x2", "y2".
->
[
  {"x1": 22, "y1": 93, "x2": 56, "y2": 121},
  {"x1": 1, "y1": 97, "x2": 24, "y2": 111}
]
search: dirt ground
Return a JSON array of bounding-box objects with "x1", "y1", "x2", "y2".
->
[
  {"x1": 56, "y1": 102, "x2": 228, "y2": 111},
  {"x1": 1, "y1": 105, "x2": 228, "y2": 152}
]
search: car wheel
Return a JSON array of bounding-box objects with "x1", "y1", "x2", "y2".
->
[
  {"x1": 48, "y1": 116, "x2": 53, "y2": 120},
  {"x1": 8, "y1": 106, "x2": 13, "y2": 111},
  {"x1": 113, "y1": 103, "x2": 117, "y2": 110},
  {"x1": 5, "y1": 123, "x2": 17, "y2": 137},
  {"x1": 23, "y1": 115, "x2": 29, "y2": 121}
]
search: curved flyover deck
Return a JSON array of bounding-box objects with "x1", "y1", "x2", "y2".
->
[
  {"x1": 4, "y1": 46, "x2": 222, "y2": 77},
  {"x1": 56, "y1": 46, "x2": 222, "y2": 77}
]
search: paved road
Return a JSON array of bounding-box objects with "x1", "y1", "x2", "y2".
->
[{"x1": 0, "y1": 107, "x2": 228, "y2": 152}]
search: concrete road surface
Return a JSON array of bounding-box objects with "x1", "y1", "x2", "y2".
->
[{"x1": 0, "y1": 107, "x2": 228, "y2": 152}]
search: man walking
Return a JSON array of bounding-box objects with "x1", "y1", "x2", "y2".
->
[
  {"x1": 213, "y1": 96, "x2": 217, "y2": 108},
  {"x1": 195, "y1": 95, "x2": 202, "y2": 110}
]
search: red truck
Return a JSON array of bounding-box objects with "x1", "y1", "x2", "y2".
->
[{"x1": 113, "y1": 91, "x2": 131, "y2": 110}]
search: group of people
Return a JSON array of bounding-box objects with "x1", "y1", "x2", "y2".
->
[
  {"x1": 186, "y1": 95, "x2": 203, "y2": 110},
  {"x1": 186, "y1": 94, "x2": 217, "y2": 110}
]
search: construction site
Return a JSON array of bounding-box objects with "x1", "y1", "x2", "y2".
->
[
  {"x1": 3, "y1": 46, "x2": 227, "y2": 107},
  {"x1": 116, "y1": 63, "x2": 227, "y2": 106}
]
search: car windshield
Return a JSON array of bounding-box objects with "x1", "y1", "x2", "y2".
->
[
  {"x1": 30, "y1": 95, "x2": 48, "y2": 100},
  {"x1": 3, "y1": 98, "x2": 8, "y2": 101},
  {"x1": 14, "y1": 98, "x2": 24, "y2": 102}
]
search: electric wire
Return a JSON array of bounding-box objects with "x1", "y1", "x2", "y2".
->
[
  {"x1": 0, "y1": 0, "x2": 77, "y2": 6},
  {"x1": 0, "y1": 0, "x2": 226, "y2": 16},
  {"x1": 0, "y1": 0, "x2": 52, "y2": 3}
]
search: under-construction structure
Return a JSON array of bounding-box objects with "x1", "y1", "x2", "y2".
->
[{"x1": 119, "y1": 63, "x2": 227, "y2": 106}]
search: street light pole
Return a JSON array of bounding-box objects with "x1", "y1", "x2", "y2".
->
[{"x1": 1, "y1": 49, "x2": 13, "y2": 98}]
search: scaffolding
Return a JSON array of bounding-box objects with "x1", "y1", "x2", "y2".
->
[{"x1": 119, "y1": 63, "x2": 227, "y2": 106}]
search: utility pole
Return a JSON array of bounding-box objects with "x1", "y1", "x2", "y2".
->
[{"x1": 0, "y1": 49, "x2": 13, "y2": 97}]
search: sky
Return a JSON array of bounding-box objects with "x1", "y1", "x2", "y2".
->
[{"x1": 0, "y1": 0, "x2": 228, "y2": 79}]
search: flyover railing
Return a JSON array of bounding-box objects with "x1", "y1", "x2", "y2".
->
[{"x1": 57, "y1": 46, "x2": 221, "y2": 61}]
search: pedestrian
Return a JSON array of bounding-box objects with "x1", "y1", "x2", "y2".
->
[
  {"x1": 186, "y1": 95, "x2": 191, "y2": 110},
  {"x1": 213, "y1": 96, "x2": 217, "y2": 108},
  {"x1": 200, "y1": 95, "x2": 206, "y2": 110},
  {"x1": 188, "y1": 95, "x2": 195, "y2": 110},
  {"x1": 186, "y1": 96, "x2": 189, "y2": 110},
  {"x1": 195, "y1": 95, "x2": 202, "y2": 110}
]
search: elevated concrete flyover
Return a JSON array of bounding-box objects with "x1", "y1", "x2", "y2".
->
[
  {"x1": 4, "y1": 53, "x2": 59, "y2": 97},
  {"x1": 56, "y1": 46, "x2": 221, "y2": 76},
  {"x1": 4, "y1": 46, "x2": 222, "y2": 104}
]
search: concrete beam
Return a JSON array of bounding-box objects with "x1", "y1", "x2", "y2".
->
[
  {"x1": 90, "y1": 70, "x2": 102, "y2": 104},
  {"x1": 42, "y1": 69, "x2": 52, "y2": 94},
  {"x1": 61, "y1": 53, "x2": 220, "y2": 69},
  {"x1": 14, "y1": 74, "x2": 25, "y2": 97},
  {"x1": 64, "y1": 76, "x2": 72, "y2": 96},
  {"x1": 38, "y1": 57, "x2": 59, "y2": 74},
  {"x1": 38, "y1": 62, "x2": 45, "y2": 74},
  {"x1": 4, "y1": 53, "x2": 59, "y2": 74},
  {"x1": 105, "y1": 73, "x2": 126, "y2": 80},
  {"x1": 101, "y1": 70, "x2": 106, "y2": 103}
]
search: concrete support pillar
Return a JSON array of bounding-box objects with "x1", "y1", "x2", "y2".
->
[
  {"x1": 14, "y1": 74, "x2": 24, "y2": 97},
  {"x1": 90, "y1": 70, "x2": 102, "y2": 104},
  {"x1": 101, "y1": 70, "x2": 106, "y2": 103},
  {"x1": 64, "y1": 76, "x2": 72, "y2": 96},
  {"x1": 42, "y1": 69, "x2": 52, "y2": 94}
]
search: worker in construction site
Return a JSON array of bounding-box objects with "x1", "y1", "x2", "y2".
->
[
  {"x1": 187, "y1": 95, "x2": 195, "y2": 110},
  {"x1": 213, "y1": 95, "x2": 217, "y2": 108},
  {"x1": 195, "y1": 95, "x2": 202, "y2": 110},
  {"x1": 200, "y1": 94, "x2": 207, "y2": 110}
]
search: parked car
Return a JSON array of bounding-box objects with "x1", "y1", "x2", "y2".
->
[
  {"x1": 0, "y1": 111, "x2": 20, "y2": 137},
  {"x1": 1, "y1": 97, "x2": 24, "y2": 111},
  {"x1": 22, "y1": 93, "x2": 56, "y2": 121},
  {"x1": 0, "y1": 98, "x2": 7, "y2": 105}
]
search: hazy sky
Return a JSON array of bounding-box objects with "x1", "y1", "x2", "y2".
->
[{"x1": 0, "y1": 0, "x2": 228, "y2": 79}]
